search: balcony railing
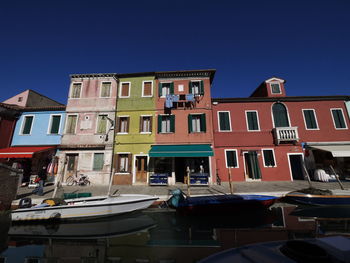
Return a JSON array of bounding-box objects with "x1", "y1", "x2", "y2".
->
[{"x1": 273, "y1": 127, "x2": 299, "y2": 145}]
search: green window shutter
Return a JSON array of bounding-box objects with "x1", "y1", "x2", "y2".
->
[
  {"x1": 97, "y1": 115, "x2": 107, "y2": 134},
  {"x1": 188, "y1": 114, "x2": 193, "y2": 133},
  {"x1": 199, "y1": 80, "x2": 204, "y2": 95},
  {"x1": 200, "y1": 114, "x2": 206, "y2": 132},
  {"x1": 158, "y1": 83, "x2": 162, "y2": 97},
  {"x1": 332, "y1": 110, "x2": 346, "y2": 128},
  {"x1": 304, "y1": 110, "x2": 317, "y2": 129},
  {"x1": 22, "y1": 116, "x2": 33, "y2": 134},
  {"x1": 170, "y1": 115, "x2": 175, "y2": 132},
  {"x1": 170, "y1": 82, "x2": 174, "y2": 94},
  {"x1": 188, "y1": 81, "x2": 192, "y2": 94},
  {"x1": 272, "y1": 103, "x2": 289, "y2": 127},
  {"x1": 157, "y1": 115, "x2": 162, "y2": 133},
  {"x1": 50, "y1": 116, "x2": 61, "y2": 134},
  {"x1": 93, "y1": 153, "x2": 104, "y2": 171}
]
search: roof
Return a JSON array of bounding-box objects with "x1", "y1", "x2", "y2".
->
[
  {"x1": 70, "y1": 73, "x2": 117, "y2": 79},
  {"x1": 212, "y1": 95, "x2": 350, "y2": 103}
]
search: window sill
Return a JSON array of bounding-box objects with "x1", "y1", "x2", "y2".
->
[
  {"x1": 115, "y1": 172, "x2": 130, "y2": 175},
  {"x1": 140, "y1": 132, "x2": 152, "y2": 134},
  {"x1": 117, "y1": 132, "x2": 128, "y2": 135}
]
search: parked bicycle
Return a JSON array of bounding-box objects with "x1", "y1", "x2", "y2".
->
[{"x1": 66, "y1": 172, "x2": 91, "y2": 186}]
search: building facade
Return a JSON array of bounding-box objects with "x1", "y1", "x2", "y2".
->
[
  {"x1": 212, "y1": 77, "x2": 350, "y2": 182},
  {"x1": 58, "y1": 74, "x2": 118, "y2": 185}
]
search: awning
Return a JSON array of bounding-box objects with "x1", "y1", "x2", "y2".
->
[
  {"x1": 149, "y1": 144, "x2": 213, "y2": 157},
  {"x1": 310, "y1": 145, "x2": 350, "y2": 157},
  {"x1": 0, "y1": 146, "x2": 54, "y2": 158}
]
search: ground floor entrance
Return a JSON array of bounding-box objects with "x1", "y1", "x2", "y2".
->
[{"x1": 288, "y1": 153, "x2": 304, "y2": 180}]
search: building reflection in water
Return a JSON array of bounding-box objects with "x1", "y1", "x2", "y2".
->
[{"x1": 1, "y1": 205, "x2": 350, "y2": 263}]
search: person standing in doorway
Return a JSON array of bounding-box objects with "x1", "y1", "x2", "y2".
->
[{"x1": 33, "y1": 166, "x2": 47, "y2": 196}]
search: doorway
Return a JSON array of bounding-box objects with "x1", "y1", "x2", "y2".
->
[
  {"x1": 135, "y1": 156, "x2": 148, "y2": 183},
  {"x1": 65, "y1": 154, "x2": 78, "y2": 181},
  {"x1": 244, "y1": 151, "x2": 262, "y2": 180},
  {"x1": 288, "y1": 154, "x2": 304, "y2": 180}
]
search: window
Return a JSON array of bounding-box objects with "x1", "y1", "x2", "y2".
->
[
  {"x1": 100, "y1": 82, "x2": 111, "y2": 97},
  {"x1": 21, "y1": 116, "x2": 34, "y2": 135},
  {"x1": 218, "y1": 111, "x2": 231, "y2": 131},
  {"x1": 158, "y1": 115, "x2": 175, "y2": 133},
  {"x1": 158, "y1": 82, "x2": 174, "y2": 97},
  {"x1": 18, "y1": 96, "x2": 23, "y2": 102},
  {"x1": 142, "y1": 81, "x2": 153, "y2": 97},
  {"x1": 49, "y1": 115, "x2": 61, "y2": 134},
  {"x1": 96, "y1": 114, "x2": 108, "y2": 134},
  {"x1": 189, "y1": 80, "x2": 204, "y2": 95},
  {"x1": 140, "y1": 116, "x2": 152, "y2": 133},
  {"x1": 331, "y1": 109, "x2": 347, "y2": 129},
  {"x1": 303, "y1": 109, "x2": 318, "y2": 130},
  {"x1": 66, "y1": 115, "x2": 78, "y2": 134},
  {"x1": 271, "y1": 83, "x2": 281, "y2": 94},
  {"x1": 262, "y1": 149, "x2": 276, "y2": 167},
  {"x1": 272, "y1": 103, "x2": 290, "y2": 127},
  {"x1": 117, "y1": 116, "x2": 129, "y2": 133},
  {"x1": 93, "y1": 153, "x2": 104, "y2": 171},
  {"x1": 225, "y1": 150, "x2": 238, "y2": 168},
  {"x1": 116, "y1": 154, "x2": 131, "y2": 173},
  {"x1": 71, "y1": 83, "x2": 82, "y2": 98},
  {"x1": 246, "y1": 111, "x2": 260, "y2": 131},
  {"x1": 188, "y1": 114, "x2": 206, "y2": 133},
  {"x1": 119, "y1": 82, "x2": 130, "y2": 98}
]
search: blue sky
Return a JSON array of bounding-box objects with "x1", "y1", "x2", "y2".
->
[{"x1": 1, "y1": 0, "x2": 349, "y2": 104}]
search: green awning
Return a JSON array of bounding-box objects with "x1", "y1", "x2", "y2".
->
[{"x1": 149, "y1": 144, "x2": 213, "y2": 157}]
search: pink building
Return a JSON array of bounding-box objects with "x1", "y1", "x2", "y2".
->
[{"x1": 212, "y1": 77, "x2": 350, "y2": 182}]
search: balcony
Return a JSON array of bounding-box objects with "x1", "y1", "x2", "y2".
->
[{"x1": 273, "y1": 127, "x2": 299, "y2": 145}]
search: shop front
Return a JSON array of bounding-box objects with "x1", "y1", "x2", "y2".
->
[{"x1": 148, "y1": 144, "x2": 213, "y2": 185}]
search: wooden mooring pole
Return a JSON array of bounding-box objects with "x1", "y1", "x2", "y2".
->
[{"x1": 228, "y1": 167, "x2": 233, "y2": 194}]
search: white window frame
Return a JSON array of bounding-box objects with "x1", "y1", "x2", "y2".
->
[
  {"x1": 287, "y1": 153, "x2": 304, "y2": 181},
  {"x1": 69, "y1": 82, "x2": 83, "y2": 99},
  {"x1": 142, "y1": 80, "x2": 153, "y2": 97},
  {"x1": 330, "y1": 108, "x2": 348, "y2": 130},
  {"x1": 117, "y1": 115, "x2": 129, "y2": 134},
  {"x1": 100, "y1": 81, "x2": 112, "y2": 98},
  {"x1": 159, "y1": 82, "x2": 172, "y2": 97},
  {"x1": 140, "y1": 115, "x2": 152, "y2": 134},
  {"x1": 95, "y1": 114, "x2": 109, "y2": 134},
  {"x1": 20, "y1": 115, "x2": 35, "y2": 135},
  {"x1": 245, "y1": 110, "x2": 261, "y2": 132},
  {"x1": 262, "y1": 149, "x2": 277, "y2": 168},
  {"x1": 132, "y1": 154, "x2": 149, "y2": 184},
  {"x1": 217, "y1": 111, "x2": 232, "y2": 132},
  {"x1": 92, "y1": 152, "x2": 105, "y2": 171},
  {"x1": 302, "y1": 109, "x2": 319, "y2": 130},
  {"x1": 119, "y1": 81, "x2": 131, "y2": 98},
  {"x1": 65, "y1": 114, "x2": 78, "y2": 134},
  {"x1": 47, "y1": 114, "x2": 62, "y2": 135},
  {"x1": 224, "y1": 149, "x2": 239, "y2": 168},
  {"x1": 116, "y1": 152, "x2": 131, "y2": 174},
  {"x1": 270, "y1": 82, "x2": 282, "y2": 94}
]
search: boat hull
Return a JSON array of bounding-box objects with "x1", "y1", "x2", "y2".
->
[
  {"x1": 11, "y1": 195, "x2": 158, "y2": 222},
  {"x1": 283, "y1": 192, "x2": 350, "y2": 206}
]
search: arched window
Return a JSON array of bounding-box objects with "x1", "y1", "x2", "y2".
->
[{"x1": 272, "y1": 103, "x2": 290, "y2": 127}]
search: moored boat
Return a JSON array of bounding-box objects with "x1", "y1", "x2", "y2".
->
[
  {"x1": 11, "y1": 194, "x2": 158, "y2": 222},
  {"x1": 167, "y1": 189, "x2": 279, "y2": 216}
]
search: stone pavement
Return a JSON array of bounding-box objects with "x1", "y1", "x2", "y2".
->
[{"x1": 13, "y1": 180, "x2": 350, "y2": 206}]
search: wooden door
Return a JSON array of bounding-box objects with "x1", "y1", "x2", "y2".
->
[
  {"x1": 65, "y1": 154, "x2": 78, "y2": 180},
  {"x1": 136, "y1": 156, "x2": 148, "y2": 183}
]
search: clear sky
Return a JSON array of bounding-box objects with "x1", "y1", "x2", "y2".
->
[{"x1": 1, "y1": 0, "x2": 349, "y2": 104}]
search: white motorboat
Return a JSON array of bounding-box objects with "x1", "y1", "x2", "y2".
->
[{"x1": 11, "y1": 194, "x2": 158, "y2": 222}]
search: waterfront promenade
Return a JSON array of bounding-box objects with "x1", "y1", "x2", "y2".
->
[{"x1": 12, "y1": 180, "x2": 350, "y2": 206}]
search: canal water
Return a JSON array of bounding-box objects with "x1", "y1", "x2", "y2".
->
[{"x1": 1, "y1": 204, "x2": 349, "y2": 262}]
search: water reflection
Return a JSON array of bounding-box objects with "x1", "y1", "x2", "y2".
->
[{"x1": 1, "y1": 205, "x2": 350, "y2": 263}]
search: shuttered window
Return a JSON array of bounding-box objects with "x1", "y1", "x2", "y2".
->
[
  {"x1": 263, "y1": 150, "x2": 276, "y2": 167},
  {"x1": 225, "y1": 150, "x2": 238, "y2": 168},
  {"x1": 158, "y1": 82, "x2": 174, "y2": 97},
  {"x1": 331, "y1": 109, "x2": 347, "y2": 129},
  {"x1": 22, "y1": 116, "x2": 34, "y2": 135},
  {"x1": 189, "y1": 80, "x2": 204, "y2": 95},
  {"x1": 120, "y1": 83, "x2": 130, "y2": 97},
  {"x1": 66, "y1": 115, "x2": 77, "y2": 134},
  {"x1": 246, "y1": 111, "x2": 259, "y2": 131},
  {"x1": 97, "y1": 115, "x2": 108, "y2": 134},
  {"x1": 303, "y1": 110, "x2": 318, "y2": 129},
  {"x1": 71, "y1": 83, "x2": 81, "y2": 98},
  {"x1": 218, "y1": 112, "x2": 231, "y2": 131},
  {"x1": 158, "y1": 115, "x2": 175, "y2": 133},
  {"x1": 101, "y1": 82, "x2": 111, "y2": 97},
  {"x1": 117, "y1": 117, "x2": 129, "y2": 133},
  {"x1": 49, "y1": 115, "x2": 61, "y2": 134},
  {"x1": 116, "y1": 154, "x2": 132, "y2": 173},
  {"x1": 140, "y1": 116, "x2": 152, "y2": 133},
  {"x1": 188, "y1": 114, "x2": 206, "y2": 133},
  {"x1": 272, "y1": 103, "x2": 290, "y2": 127},
  {"x1": 93, "y1": 153, "x2": 104, "y2": 171},
  {"x1": 143, "y1": 81, "x2": 152, "y2": 96}
]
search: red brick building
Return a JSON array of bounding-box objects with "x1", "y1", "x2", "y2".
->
[{"x1": 212, "y1": 77, "x2": 350, "y2": 182}]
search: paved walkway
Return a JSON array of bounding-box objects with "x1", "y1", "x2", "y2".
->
[{"x1": 13, "y1": 180, "x2": 350, "y2": 205}]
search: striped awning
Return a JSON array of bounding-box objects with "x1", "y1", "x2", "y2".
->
[{"x1": 0, "y1": 146, "x2": 54, "y2": 158}]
